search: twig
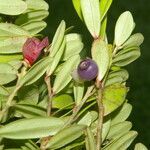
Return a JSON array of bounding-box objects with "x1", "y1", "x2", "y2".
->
[{"x1": 44, "y1": 75, "x2": 53, "y2": 116}]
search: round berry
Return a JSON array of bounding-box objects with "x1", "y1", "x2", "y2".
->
[{"x1": 77, "y1": 58, "x2": 98, "y2": 81}]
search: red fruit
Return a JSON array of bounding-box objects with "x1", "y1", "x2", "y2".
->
[{"x1": 23, "y1": 37, "x2": 49, "y2": 65}]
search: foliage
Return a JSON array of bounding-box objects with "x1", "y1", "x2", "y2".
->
[{"x1": 0, "y1": 0, "x2": 147, "y2": 150}]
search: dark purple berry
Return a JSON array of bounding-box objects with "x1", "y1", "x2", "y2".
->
[{"x1": 77, "y1": 58, "x2": 98, "y2": 81}]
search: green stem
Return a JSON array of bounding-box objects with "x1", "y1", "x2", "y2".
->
[{"x1": 96, "y1": 88, "x2": 104, "y2": 150}]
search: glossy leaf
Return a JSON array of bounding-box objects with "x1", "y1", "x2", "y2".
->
[
  {"x1": 103, "y1": 84, "x2": 127, "y2": 115},
  {"x1": 21, "y1": 21, "x2": 47, "y2": 35},
  {"x1": 49, "y1": 20, "x2": 66, "y2": 57},
  {"x1": 72, "y1": 0, "x2": 83, "y2": 20},
  {"x1": 81, "y1": 0, "x2": 100, "y2": 38},
  {"x1": 0, "y1": 37, "x2": 27, "y2": 54},
  {"x1": 123, "y1": 33, "x2": 144, "y2": 48},
  {"x1": 92, "y1": 39, "x2": 109, "y2": 81},
  {"x1": 0, "y1": 0, "x2": 27, "y2": 15},
  {"x1": 111, "y1": 103, "x2": 132, "y2": 125},
  {"x1": 47, "y1": 38, "x2": 66, "y2": 76},
  {"x1": 100, "y1": 0, "x2": 113, "y2": 21},
  {"x1": 134, "y1": 143, "x2": 148, "y2": 150},
  {"x1": 0, "y1": 63, "x2": 17, "y2": 85},
  {"x1": 45, "y1": 125, "x2": 86, "y2": 149},
  {"x1": 0, "y1": 117, "x2": 64, "y2": 139},
  {"x1": 25, "y1": 0, "x2": 49, "y2": 11},
  {"x1": 115, "y1": 11, "x2": 135, "y2": 46},
  {"x1": 85, "y1": 128, "x2": 96, "y2": 150},
  {"x1": 113, "y1": 46, "x2": 141, "y2": 66},
  {"x1": 18, "y1": 57, "x2": 53, "y2": 86},
  {"x1": 53, "y1": 55, "x2": 80, "y2": 94},
  {"x1": 104, "y1": 131, "x2": 137, "y2": 150}
]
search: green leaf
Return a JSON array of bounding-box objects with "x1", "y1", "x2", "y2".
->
[
  {"x1": 111, "y1": 103, "x2": 132, "y2": 125},
  {"x1": 0, "y1": 0, "x2": 27, "y2": 15},
  {"x1": 0, "y1": 117, "x2": 64, "y2": 139},
  {"x1": 63, "y1": 34, "x2": 83, "y2": 60},
  {"x1": 0, "y1": 54, "x2": 22, "y2": 63},
  {"x1": 100, "y1": 16, "x2": 107, "y2": 39},
  {"x1": 52, "y1": 94, "x2": 74, "y2": 109},
  {"x1": 21, "y1": 21, "x2": 47, "y2": 35},
  {"x1": 100, "y1": 0, "x2": 113, "y2": 21},
  {"x1": 107, "y1": 121, "x2": 132, "y2": 140},
  {"x1": 113, "y1": 46, "x2": 140, "y2": 66},
  {"x1": 0, "y1": 37, "x2": 27, "y2": 54},
  {"x1": 15, "y1": 10, "x2": 49, "y2": 25},
  {"x1": 0, "y1": 63, "x2": 17, "y2": 85},
  {"x1": 72, "y1": 0, "x2": 83, "y2": 20},
  {"x1": 81, "y1": 0, "x2": 100, "y2": 38},
  {"x1": 0, "y1": 85, "x2": 9, "y2": 96},
  {"x1": 53, "y1": 55, "x2": 80, "y2": 94},
  {"x1": 14, "y1": 104, "x2": 46, "y2": 118},
  {"x1": 92, "y1": 39, "x2": 109, "y2": 81},
  {"x1": 115, "y1": 11, "x2": 135, "y2": 46},
  {"x1": 49, "y1": 20, "x2": 66, "y2": 57},
  {"x1": 19, "y1": 57, "x2": 53, "y2": 86},
  {"x1": 85, "y1": 128, "x2": 96, "y2": 150},
  {"x1": 73, "y1": 83, "x2": 84, "y2": 105},
  {"x1": 45, "y1": 125, "x2": 86, "y2": 149},
  {"x1": 47, "y1": 38, "x2": 66, "y2": 76},
  {"x1": 103, "y1": 84, "x2": 127, "y2": 115},
  {"x1": 25, "y1": 0, "x2": 49, "y2": 11},
  {"x1": 104, "y1": 131, "x2": 137, "y2": 150},
  {"x1": 0, "y1": 23, "x2": 30, "y2": 38},
  {"x1": 105, "y1": 69, "x2": 129, "y2": 86},
  {"x1": 8, "y1": 60, "x2": 22, "y2": 70},
  {"x1": 134, "y1": 143, "x2": 148, "y2": 150},
  {"x1": 122, "y1": 33, "x2": 144, "y2": 48},
  {"x1": 18, "y1": 86, "x2": 39, "y2": 105}
]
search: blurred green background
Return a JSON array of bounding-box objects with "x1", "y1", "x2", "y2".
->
[{"x1": 45, "y1": 0, "x2": 150, "y2": 148}]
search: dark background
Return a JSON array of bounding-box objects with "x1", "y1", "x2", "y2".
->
[{"x1": 45, "y1": 0, "x2": 150, "y2": 148}]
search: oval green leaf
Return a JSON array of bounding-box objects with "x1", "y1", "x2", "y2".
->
[{"x1": 134, "y1": 143, "x2": 148, "y2": 150}]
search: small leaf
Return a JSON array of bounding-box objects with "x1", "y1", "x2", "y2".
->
[
  {"x1": 0, "y1": 54, "x2": 22, "y2": 63},
  {"x1": 52, "y1": 94, "x2": 74, "y2": 109},
  {"x1": 103, "y1": 84, "x2": 127, "y2": 115},
  {"x1": 0, "y1": 63, "x2": 17, "y2": 85},
  {"x1": 45, "y1": 125, "x2": 86, "y2": 149},
  {"x1": 115, "y1": 11, "x2": 135, "y2": 46},
  {"x1": 0, "y1": 0, "x2": 27, "y2": 15},
  {"x1": 113, "y1": 46, "x2": 140, "y2": 66},
  {"x1": 111, "y1": 103, "x2": 132, "y2": 125},
  {"x1": 122, "y1": 33, "x2": 144, "y2": 48},
  {"x1": 19, "y1": 57, "x2": 53, "y2": 86},
  {"x1": 0, "y1": 117, "x2": 64, "y2": 139},
  {"x1": 0, "y1": 37, "x2": 27, "y2": 54},
  {"x1": 72, "y1": 0, "x2": 83, "y2": 20},
  {"x1": 53, "y1": 55, "x2": 80, "y2": 94},
  {"x1": 85, "y1": 128, "x2": 96, "y2": 150},
  {"x1": 14, "y1": 104, "x2": 46, "y2": 118},
  {"x1": 0, "y1": 23, "x2": 30, "y2": 38},
  {"x1": 73, "y1": 83, "x2": 84, "y2": 105},
  {"x1": 104, "y1": 131, "x2": 137, "y2": 150},
  {"x1": 0, "y1": 85, "x2": 9, "y2": 96},
  {"x1": 25, "y1": 0, "x2": 49, "y2": 11},
  {"x1": 100, "y1": 0, "x2": 113, "y2": 21},
  {"x1": 100, "y1": 16, "x2": 107, "y2": 39},
  {"x1": 47, "y1": 38, "x2": 66, "y2": 76},
  {"x1": 105, "y1": 69, "x2": 129, "y2": 86},
  {"x1": 92, "y1": 39, "x2": 109, "y2": 81},
  {"x1": 49, "y1": 20, "x2": 66, "y2": 57},
  {"x1": 21, "y1": 21, "x2": 47, "y2": 35},
  {"x1": 81, "y1": 0, "x2": 100, "y2": 38},
  {"x1": 134, "y1": 143, "x2": 148, "y2": 150},
  {"x1": 107, "y1": 121, "x2": 132, "y2": 140}
]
